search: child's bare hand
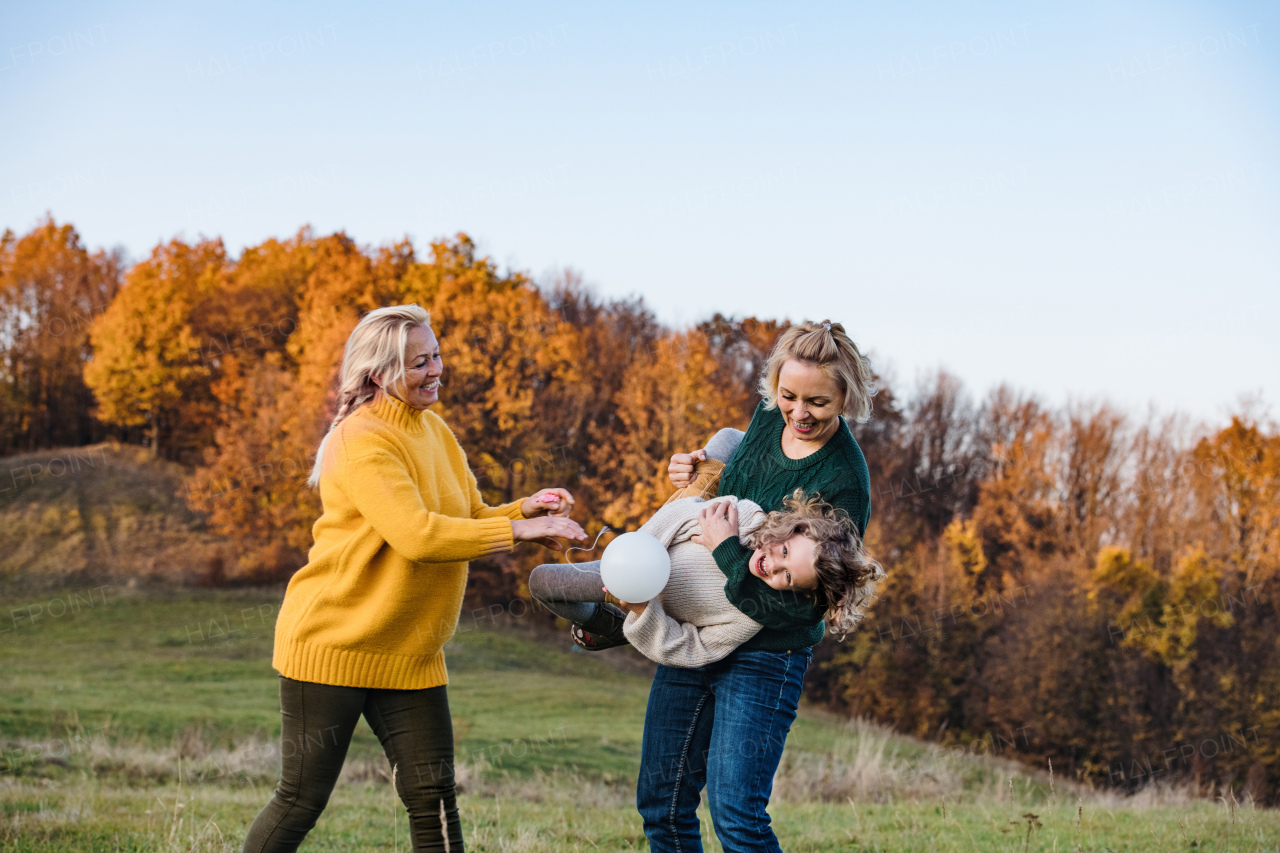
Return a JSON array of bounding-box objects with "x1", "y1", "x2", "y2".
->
[
  {"x1": 692, "y1": 500, "x2": 737, "y2": 550},
  {"x1": 603, "y1": 585, "x2": 647, "y2": 616}
]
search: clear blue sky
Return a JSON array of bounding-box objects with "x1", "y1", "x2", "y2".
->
[{"x1": 2, "y1": 1, "x2": 1277, "y2": 425}]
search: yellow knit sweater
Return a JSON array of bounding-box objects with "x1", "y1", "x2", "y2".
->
[{"x1": 273, "y1": 392, "x2": 525, "y2": 689}]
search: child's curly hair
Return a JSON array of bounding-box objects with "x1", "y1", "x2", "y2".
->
[{"x1": 745, "y1": 489, "x2": 885, "y2": 641}]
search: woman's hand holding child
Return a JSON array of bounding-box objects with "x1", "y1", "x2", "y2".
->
[{"x1": 691, "y1": 500, "x2": 738, "y2": 551}]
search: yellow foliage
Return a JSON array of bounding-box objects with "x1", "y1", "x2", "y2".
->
[
  {"x1": 1092, "y1": 545, "x2": 1234, "y2": 666},
  {"x1": 1146, "y1": 547, "x2": 1234, "y2": 663},
  {"x1": 1090, "y1": 546, "x2": 1158, "y2": 602},
  {"x1": 943, "y1": 518, "x2": 987, "y2": 576}
]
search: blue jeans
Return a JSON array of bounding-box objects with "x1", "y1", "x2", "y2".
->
[{"x1": 636, "y1": 646, "x2": 812, "y2": 852}]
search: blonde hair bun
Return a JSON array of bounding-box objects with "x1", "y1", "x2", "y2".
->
[{"x1": 758, "y1": 320, "x2": 876, "y2": 423}]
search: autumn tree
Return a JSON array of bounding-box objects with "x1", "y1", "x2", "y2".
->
[
  {"x1": 1059, "y1": 401, "x2": 1127, "y2": 560},
  {"x1": 188, "y1": 230, "x2": 404, "y2": 580},
  {"x1": 901, "y1": 369, "x2": 983, "y2": 540},
  {"x1": 401, "y1": 235, "x2": 583, "y2": 507},
  {"x1": 970, "y1": 386, "x2": 1060, "y2": 590},
  {"x1": 0, "y1": 217, "x2": 122, "y2": 453},
  {"x1": 84, "y1": 237, "x2": 226, "y2": 459},
  {"x1": 1124, "y1": 411, "x2": 1199, "y2": 574},
  {"x1": 1180, "y1": 416, "x2": 1280, "y2": 796},
  {"x1": 540, "y1": 273, "x2": 662, "y2": 515},
  {"x1": 585, "y1": 326, "x2": 757, "y2": 531}
]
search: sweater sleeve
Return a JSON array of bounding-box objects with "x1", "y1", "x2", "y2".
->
[
  {"x1": 832, "y1": 443, "x2": 872, "y2": 538},
  {"x1": 830, "y1": 486, "x2": 869, "y2": 539},
  {"x1": 463, "y1": 463, "x2": 526, "y2": 522},
  {"x1": 638, "y1": 497, "x2": 705, "y2": 549},
  {"x1": 640, "y1": 495, "x2": 763, "y2": 550},
  {"x1": 622, "y1": 597, "x2": 762, "y2": 668},
  {"x1": 341, "y1": 441, "x2": 515, "y2": 564}
]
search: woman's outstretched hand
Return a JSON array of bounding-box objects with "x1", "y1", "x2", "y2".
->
[
  {"x1": 691, "y1": 500, "x2": 737, "y2": 551},
  {"x1": 521, "y1": 488, "x2": 575, "y2": 518},
  {"x1": 668, "y1": 448, "x2": 708, "y2": 488},
  {"x1": 511, "y1": 516, "x2": 587, "y2": 551}
]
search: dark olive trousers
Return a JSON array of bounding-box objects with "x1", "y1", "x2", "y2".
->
[{"x1": 242, "y1": 675, "x2": 463, "y2": 852}]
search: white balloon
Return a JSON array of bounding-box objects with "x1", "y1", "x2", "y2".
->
[{"x1": 600, "y1": 531, "x2": 671, "y2": 603}]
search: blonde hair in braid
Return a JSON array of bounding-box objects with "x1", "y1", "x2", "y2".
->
[{"x1": 306, "y1": 304, "x2": 433, "y2": 489}]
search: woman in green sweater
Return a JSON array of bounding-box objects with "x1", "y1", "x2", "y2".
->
[{"x1": 637, "y1": 320, "x2": 876, "y2": 853}]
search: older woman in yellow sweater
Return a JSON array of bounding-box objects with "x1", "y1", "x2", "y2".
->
[{"x1": 243, "y1": 304, "x2": 585, "y2": 853}]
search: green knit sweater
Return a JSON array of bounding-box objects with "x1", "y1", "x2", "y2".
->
[{"x1": 712, "y1": 400, "x2": 872, "y2": 651}]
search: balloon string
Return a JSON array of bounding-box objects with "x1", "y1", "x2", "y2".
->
[{"x1": 562, "y1": 525, "x2": 611, "y2": 566}]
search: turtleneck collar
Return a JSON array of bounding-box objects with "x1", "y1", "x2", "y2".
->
[{"x1": 367, "y1": 391, "x2": 430, "y2": 436}]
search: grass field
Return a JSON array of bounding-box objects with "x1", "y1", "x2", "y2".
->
[{"x1": 1, "y1": 588, "x2": 1277, "y2": 851}]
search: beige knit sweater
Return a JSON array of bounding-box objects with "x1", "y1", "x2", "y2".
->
[{"x1": 622, "y1": 495, "x2": 766, "y2": 668}]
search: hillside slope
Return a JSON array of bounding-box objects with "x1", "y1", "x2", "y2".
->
[{"x1": 0, "y1": 443, "x2": 227, "y2": 592}]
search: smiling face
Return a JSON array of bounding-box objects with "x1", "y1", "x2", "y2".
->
[
  {"x1": 777, "y1": 359, "x2": 844, "y2": 447},
  {"x1": 378, "y1": 324, "x2": 442, "y2": 409},
  {"x1": 749, "y1": 533, "x2": 819, "y2": 591}
]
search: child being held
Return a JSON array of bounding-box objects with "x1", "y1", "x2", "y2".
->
[{"x1": 528, "y1": 490, "x2": 883, "y2": 668}]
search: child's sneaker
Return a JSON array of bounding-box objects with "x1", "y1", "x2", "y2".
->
[{"x1": 570, "y1": 603, "x2": 630, "y2": 651}]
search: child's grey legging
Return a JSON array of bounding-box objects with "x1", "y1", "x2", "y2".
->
[{"x1": 528, "y1": 428, "x2": 743, "y2": 624}]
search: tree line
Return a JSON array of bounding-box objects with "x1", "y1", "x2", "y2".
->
[{"x1": 2, "y1": 216, "x2": 1277, "y2": 802}]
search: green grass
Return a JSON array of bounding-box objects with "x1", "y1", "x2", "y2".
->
[{"x1": 2, "y1": 588, "x2": 1278, "y2": 851}]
